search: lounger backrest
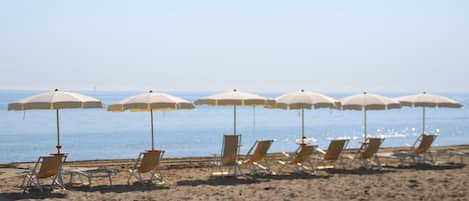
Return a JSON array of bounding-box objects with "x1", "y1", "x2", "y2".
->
[
  {"x1": 249, "y1": 140, "x2": 273, "y2": 163},
  {"x1": 36, "y1": 156, "x2": 64, "y2": 179},
  {"x1": 361, "y1": 138, "x2": 384, "y2": 159},
  {"x1": 138, "y1": 151, "x2": 162, "y2": 173},
  {"x1": 290, "y1": 145, "x2": 315, "y2": 164},
  {"x1": 415, "y1": 134, "x2": 436, "y2": 154},
  {"x1": 222, "y1": 135, "x2": 240, "y2": 166},
  {"x1": 324, "y1": 139, "x2": 348, "y2": 160}
]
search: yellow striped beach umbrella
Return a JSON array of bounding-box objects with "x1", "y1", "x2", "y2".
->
[
  {"x1": 108, "y1": 90, "x2": 194, "y2": 151},
  {"x1": 8, "y1": 89, "x2": 104, "y2": 154}
]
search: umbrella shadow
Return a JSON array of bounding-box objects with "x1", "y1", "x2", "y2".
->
[
  {"x1": 248, "y1": 173, "x2": 331, "y2": 181},
  {"x1": 0, "y1": 189, "x2": 67, "y2": 200},
  {"x1": 324, "y1": 168, "x2": 395, "y2": 175},
  {"x1": 388, "y1": 163, "x2": 465, "y2": 170},
  {"x1": 176, "y1": 176, "x2": 261, "y2": 186},
  {"x1": 65, "y1": 183, "x2": 169, "y2": 193}
]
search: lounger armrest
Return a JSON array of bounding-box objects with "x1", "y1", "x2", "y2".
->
[
  {"x1": 281, "y1": 152, "x2": 291, "y2": 157},
  {"x1": 316, "y1": 148, "x2": 327, "y2": 155}
]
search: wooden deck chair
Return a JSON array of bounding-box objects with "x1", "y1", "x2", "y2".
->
[
  {"x1": 21, "y1": 155, "x2": 67, "y2": 193},
  {"x1": 393, "y1": 134, "x2": 437, "y2": 166},
  {"x1": 211, "y1": 135, "x2": 242, "y2": 176},
  {"x1": 348, "y1": 137, "x2": 384, "y2": 170},
  {"x1": 315, "y1": 139, "x2": 349, "y2": 170},
  {"x1": 128, "y1": 150, "x2": 165, "y2": 184},
  {"x1": 278, "y1": 145, "x2": 316, "y2": 174},
  {"x1": 242, "y1": 140, "x2": 274, "y2": 175}
]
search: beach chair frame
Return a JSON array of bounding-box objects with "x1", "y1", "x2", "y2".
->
[
  {"x1": 351, "y1": 137, "x2": 384, "y2": 170},
  {"x1": 243, "y1": 140, "x2": 274, "y2": 175},
  {"x1": 277, "y1": 145, "x2": 317, "y2": 174},
  {"x1": 128, "y1": 150, "x2": 165, "y2": 185},
  {"x1": 21, "y1": 155, "x2": 67, "y2": 193},
  {"x1": 315, "y1": 139, "x2": 349, "y2": 170},
  {"x1": 211, "y1": 134, "x2": 242, "y2": 176},
  {"x1": 395, "y1": 134, "x2": 438, "y2": 166}
]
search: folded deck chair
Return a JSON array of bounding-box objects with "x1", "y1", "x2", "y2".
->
[
  {"x1": 211, "y1": 134, "x2": 242, "y2": 176},
  {"x1": 435, "y1": 149, "x2": 465, "y2": 165},
  {"x1": 278, "y1": 145, "x2": 317, "y2": 174},
  {"x1": 128, "y1": 150, "x2": 165, "y2": 184},
  {"x1": 393, "y1": 134, "x2": 437, "y2": 166},
  {"x1": 348, "y1": 137, "x2": 384, "y2": 170},
  {"x1": 315, "y1": 139, "x2": 349, "y2": 170},
  {"x1": 21, "y1": 155, "x2": 67, "y2": 193},
  {"x1": 242, "y1": 140, "x2": 274, "y2": 175}
]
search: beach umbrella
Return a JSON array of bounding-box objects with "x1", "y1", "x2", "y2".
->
[
  {"x1": 339, "y1": 92, "x2": 401, "y2": 141},
  {"x1": 267, "y1": 89, "x2": 337, "y2": 145},
  {"x1": 108, "y1": 90, "x2": 194, "y2": 151},
  {"x1": 396, "y1": 91, "x2": 463, "y2": 134},
  {"x1": 194, "y1": 89, "x2": 270, "y2": 135},
  {"x1": 8, "y1": 89, "x2": 104, "y2": 154}
]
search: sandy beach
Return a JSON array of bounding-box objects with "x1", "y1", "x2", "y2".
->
[{"x1": 0, "y1": 145, "x2": 467, "y2": 201}]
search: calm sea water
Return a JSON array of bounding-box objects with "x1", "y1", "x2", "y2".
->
[{"x1": 0, "y1": 90, "x2": 468, "y2": 163}]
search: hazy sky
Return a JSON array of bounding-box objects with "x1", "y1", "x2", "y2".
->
[{"x1": 1, "y1": 1, "x2": 468, "y2": 93}]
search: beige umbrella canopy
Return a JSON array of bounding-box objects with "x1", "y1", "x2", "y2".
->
[
  {"x1": 268, "y1": 89, "x2": 337, "y2": 145},
  {"x1": 195, "y1": 89, "x2": 270, "y2": 135},
  {"x1": 340, "y1": 92, "x2": 401, "y2": 141},
  {"x1": 108, "y1": 90, "x2": 194, "y2": 151},
  {"x1": 396, "y1": 91, "x2": 463, "y2": 135},
  {"x1": 8, "y1": 89, "x2": 104, "y2": 154}
]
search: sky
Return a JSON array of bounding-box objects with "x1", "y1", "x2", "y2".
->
[{"x1": 1, "y1": 0, "x2": 468, "y2": 93}]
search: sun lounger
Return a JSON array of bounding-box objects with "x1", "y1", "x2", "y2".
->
[
  {"x1": 315, "y1": 139, "x2": 349, "y2": 170},
  {"x1": 242, "y1": 140, "x2": 274, "y2": 175},
  {"x1": 393, "y1": 134, "x2": 437, "y2": 166},
  {"x1": 64, "y1": 167, "x2": 119, "y2": 189},
  {"x1": 278, "y1": 145, "x2": 316, "y2": 174},
  {"x1": 21, "y1": 155, "x2": 67, "y2": 193},
  {"x1": 347, "y1": 137, "x2": 384, "y2": 170},
  {"x1": 128, "y1": 150, "x2": 165, "y2": 184},
  {"x1": 435, "y1": 149, "x2": 465, "y2": 165},
  {"x1": 211, "y1": 134, "x2": 242, "y2": 176}
]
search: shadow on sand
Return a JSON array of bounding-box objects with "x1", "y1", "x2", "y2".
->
[
  {"x1": 387, "y1": 163, "x2": 465, "y2": 170},
  {"x1": 177, "y1": 176, "x2": 261, "y2": 186},
  {"x1": 324, "y1": 168, "x2": 395, "y2": 175},
  {"x1": 0, "y1": 188, "x2": 67, "y2": 201},
  {"x1": 64, "y1": 183, "x2": 169, "y2": 193}
]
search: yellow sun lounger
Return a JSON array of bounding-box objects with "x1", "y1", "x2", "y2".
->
[
  {"x1": 211, "y1": 134, "x2": 242, "y2": 176},
  {"x1": 278, "y1": 145, "x2": 316, "y2": 174},
  {"x1": 21, "y1": 155, "x2": 67, "y2": 193},
  {"x1": 242, "y1": 140, "x2": 274, "y2": 175},
  {"x1": 315, "y1": 139, "x2": 349, "y2": 170},
  {"x1": 348, "y1": 137, "x2": 384, "y2": 170},
  {"x1": 128, "y1": 150, "x2": 165, "y2": 184},
  {"x1": 393, "y1": 134, "x2": 437, "y2": 166}
]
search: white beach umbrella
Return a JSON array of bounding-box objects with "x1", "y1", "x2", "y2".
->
[
  {"x1": 396, "y1": 91, "x2": 463, "y2": 134},
  {"x1": 194, "y1": 89, "x2": 270, "y2": 135},
  {"x1": 108, "y1": 90, "x2": 194, "y2": 151},
  {"x1": 8, "y1": 89, "x2": 104, "y2": 154},
  {"x1": 340, "y1": 92, "x2": 401, "y2": 141},
  {"x1": 268, "y1": 89, "x2": 337, "y2": 145}
]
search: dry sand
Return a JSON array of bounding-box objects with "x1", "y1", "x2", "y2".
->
[{"x1": 0, "y1": 145, "x2": 468, "y2": 201}]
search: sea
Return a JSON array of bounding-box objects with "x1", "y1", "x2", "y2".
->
[{"x1": 0, "y1": 90, "x2": 468, "y2": 164}]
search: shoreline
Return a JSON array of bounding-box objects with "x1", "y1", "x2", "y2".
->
[{"x1": 3, "y1": 144, "x2": 468, "y2": 167}]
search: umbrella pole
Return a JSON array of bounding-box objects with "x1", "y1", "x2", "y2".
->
[
  {"x1": 363, "y1": 108, "x2": 367, "y2": 142},
  {"x1": 252, "y1": 105, "x2": 256, "y2": 135},
  {"x1": 301, "y1": 108, "x2": 305, "y2": 144},
  {"x1": 422, "y1": 106, "x2": 426, "y2": 135},
  {"x1": 56, "y1": 109, "x2": 61, "y2": 154},
  {"x1": 151, "y1": 109, "x2": 154, "y2": 150},
  {"x1": 234, "y1": 105, "x2": 237, "y2": 135}
]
